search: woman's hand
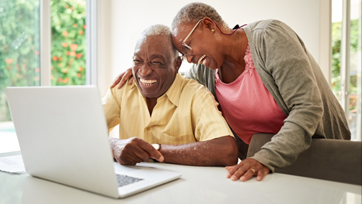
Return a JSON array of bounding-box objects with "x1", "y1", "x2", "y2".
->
[
  {"x1": 226, "y1": 158, "x2": 270, "y2": 182},
  {"x1": 110, "y1": 67, "x2": 134, "y2": 89}
]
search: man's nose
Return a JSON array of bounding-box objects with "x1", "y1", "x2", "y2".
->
[{"x1": 138, "y1": 65, "x2": 152, "y2": 76}]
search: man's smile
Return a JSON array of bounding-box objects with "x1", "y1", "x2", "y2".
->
[{"x1": 139, "y1": 78, "x2": 157, "y2": 86}]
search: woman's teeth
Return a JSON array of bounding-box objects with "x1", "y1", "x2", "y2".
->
[
  {"x1": 140, "y1": 78, "x2": 157, "y2": 86},
  {"x1": 198, "y1": 55, "x2": 207, "y2": 64}
]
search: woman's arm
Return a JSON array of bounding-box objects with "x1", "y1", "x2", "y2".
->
[{"x1": 250, "y1": 20, "x2": 324, "y2": 171}]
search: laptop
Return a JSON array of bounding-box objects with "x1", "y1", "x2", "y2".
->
[{"x1": 6, "y1": 86, "x2": 181, "y2": 199}]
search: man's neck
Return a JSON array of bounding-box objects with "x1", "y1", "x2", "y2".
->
[{"x1": 145, "y1": 98, "x2": 157, "y2": 116}]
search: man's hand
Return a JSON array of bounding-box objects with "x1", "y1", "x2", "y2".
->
[
  {"x1": 109, "y1": 137, "x2": 164, "y2": 165},
  {"x1": 110, "y1": 68, "x2": 134, "y2": 89},
  {"x1": 225, "y1": 158, "x2": 270, "y2": 182}
]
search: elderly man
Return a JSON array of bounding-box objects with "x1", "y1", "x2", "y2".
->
[{"x1": 102, "y1": 24, "x2": 238, "y2": 166}]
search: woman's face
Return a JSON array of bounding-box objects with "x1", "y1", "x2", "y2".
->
[{"x1": 172, "y1": 20, "x2": 224, "y2": 70}]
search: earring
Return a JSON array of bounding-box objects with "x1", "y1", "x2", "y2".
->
[{"x1": 211, "y1": 29, "x2": 215, "y2": 32}]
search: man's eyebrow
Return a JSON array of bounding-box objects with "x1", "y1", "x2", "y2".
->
[{"x1": 150, "y1": 54, "x2": 166, "y2": 60}]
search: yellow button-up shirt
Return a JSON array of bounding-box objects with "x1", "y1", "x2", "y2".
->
[{"x1": 102, "y1": 73, "x2": 233, "y2": 145}]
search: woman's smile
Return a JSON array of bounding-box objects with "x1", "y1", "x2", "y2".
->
[{"x1": 197, "y1": 54, "x2": 207, "y2": 64}]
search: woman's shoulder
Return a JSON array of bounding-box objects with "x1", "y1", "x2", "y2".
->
[
  {"x1": 247, "y1": 19, "x2": 289, "y2": 29},
  {"x1": 245, "y1": 19, "x2": 299, "y2": 50}
]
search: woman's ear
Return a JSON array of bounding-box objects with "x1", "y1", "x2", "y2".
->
[{"x1": 202, "y1": 17, "x2": 216, "y2": 33}]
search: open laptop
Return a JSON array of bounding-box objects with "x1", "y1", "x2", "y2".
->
[{"x1": 6, "y1": 86, "x2": 181, "y2": 199}]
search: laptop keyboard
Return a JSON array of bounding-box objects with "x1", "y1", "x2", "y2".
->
[{"x1": 115, "y1": 174, "x2": 144, "y2": 187}]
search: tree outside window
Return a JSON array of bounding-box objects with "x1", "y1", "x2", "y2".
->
[{"x1": 0, "y1": 0, "x2": 86, "y2": 122}]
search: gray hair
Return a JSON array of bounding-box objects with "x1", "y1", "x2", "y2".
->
[
  {"x1": 171, "y1": 2, "x2": 228, "y2": 31},
  {"x1": 140, "y1": 24, "x2": 179, "y2": 58}
]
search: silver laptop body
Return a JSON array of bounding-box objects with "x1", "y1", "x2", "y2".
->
[{"x1": 6, "y1": 86, "x2": 181, "y2": 198}]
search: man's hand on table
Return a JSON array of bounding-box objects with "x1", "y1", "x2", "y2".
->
[
  {"x1": 109, "y1": 137, "x2": 164, "y2": 165},
  {"x1": 226, "y1": 158, "x2": 270, "y2": 182}
]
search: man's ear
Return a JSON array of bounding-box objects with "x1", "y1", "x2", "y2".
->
[{"x1": 174, "y1": 56, "x2": 182, "y2": 72}]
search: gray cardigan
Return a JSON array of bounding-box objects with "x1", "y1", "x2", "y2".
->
[{"x1": 185, "y1": 19, "x2": 350, "y2": 172}]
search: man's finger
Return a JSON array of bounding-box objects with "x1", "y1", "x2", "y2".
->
[
  {"x1": 114, "y1": 150, "x2": 137, "y2": 166},
  {"x1": 138, "y1": 141, "x2": 164, "y2": 162},
  {"x1": 120, "y1": 156, "x2": 138, "y2": 166},
  {"x1": 131, "y1": 145, "x2": 153, "y2": 162}
]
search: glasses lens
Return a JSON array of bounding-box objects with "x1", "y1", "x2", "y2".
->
[{"x1": 181, "y1": 43, "x2": 192, "y2": 57}]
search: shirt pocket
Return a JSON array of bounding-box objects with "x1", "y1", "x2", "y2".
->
[{"x1": 159, "y1": 132, "x2": 196, "y2": 145}]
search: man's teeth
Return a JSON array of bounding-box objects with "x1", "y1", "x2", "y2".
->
[
  {"x1": 140, "y1": 78, "x2": 157, "y2": 85},
  {"x1": 198, "y1": 55, "x2": 206, "y2": 64}
]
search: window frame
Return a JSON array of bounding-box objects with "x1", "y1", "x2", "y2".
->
[
  {"x1": 40, "y1": 0, "x2": 51, "y2": 86},
  {"x1": 334, "y1": 0, "x2": 361, "y2": 140},
  {"x1": 340, "y1": 0, "x2": 351, "y2": 118},
  {"x1": 40, "y1": 0, "x2": 95, "y2": 86}
]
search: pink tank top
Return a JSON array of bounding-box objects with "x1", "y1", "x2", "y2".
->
[{"x1": 215, "y1": 45, "x2": 286, "y2": 144}]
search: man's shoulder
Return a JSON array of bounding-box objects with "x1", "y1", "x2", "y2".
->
[
  {"x1": 178, "y1": 74, "x2": 216, "y2": 102},
  {"x1": 179, "y1": 74, "x2": 210, "y2": 94},
  {"x1": 109, "y1": 80, "x2": 139, "y2": 100}
]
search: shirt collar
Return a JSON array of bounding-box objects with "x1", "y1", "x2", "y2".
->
[{"x1": 163, "y1": 73, "x2": 182, "y2": 107}]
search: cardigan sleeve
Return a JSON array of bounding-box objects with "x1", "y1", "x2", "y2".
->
[
  {"x1": 249, "y1": 20, "x2": 324, "y2": 172},
  {"x1": 184, "y1": 64, "x2": 216, "y2": 98}
]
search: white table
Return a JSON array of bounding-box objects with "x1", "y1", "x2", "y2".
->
[{"x1": 0, "y1": 152, "x2": 361, "y2": 204}]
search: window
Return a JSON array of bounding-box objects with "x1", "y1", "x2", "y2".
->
[
  {"x1": 0, "y1": 1, "x2": 41, "y2": 153},
  {"x1": 332, "y1": 0, "x2": 361, "y2": 140},
  {"x1": 0, "y1": 0, "x2": 41, "y2": 122},
  {"x1": 51, "y1": 0, "x2": 86, "y2": 86},
  {"x1": 0, "y1": 0, "x2": 89, "y2": 153}
]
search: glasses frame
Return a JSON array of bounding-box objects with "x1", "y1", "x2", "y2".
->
[{"x1": 180, "y1": 19, "x2": 203, "y2": 60}]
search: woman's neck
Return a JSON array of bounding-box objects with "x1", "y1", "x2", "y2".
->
[{"x1": 219, "y1": 29, "x2": 248, "y2": 83}]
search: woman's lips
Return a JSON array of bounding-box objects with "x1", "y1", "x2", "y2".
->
[{"x1": 197, "y1": 55, "x2": 207, "y2": 65}]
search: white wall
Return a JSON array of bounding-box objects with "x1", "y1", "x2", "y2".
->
[{"x1": 97, "y1": 0, "x2": 330, "y2": 95}]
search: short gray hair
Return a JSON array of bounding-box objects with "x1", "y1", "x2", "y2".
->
[
  {"x1": 140, "y1": 24, "x2": 178, "y2": 58},
  {"x1": 171, "y1": 2, "x2": 228, "y2": 31}
]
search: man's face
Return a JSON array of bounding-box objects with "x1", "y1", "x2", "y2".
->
[{"x1": 132, "y1": 35, "x2": 181, "y2": 99}]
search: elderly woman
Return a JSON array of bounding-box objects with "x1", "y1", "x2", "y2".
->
[{"x1": 112, "y1": 2, "x2": 350, "y2": 182}]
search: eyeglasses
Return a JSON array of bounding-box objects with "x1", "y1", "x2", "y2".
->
[
  {"x1": 180, "y1": 19, "x2": 202, "y2": 60},
  {"x1": 179, "y1": 19, "x2": 246, "y2": 60}
]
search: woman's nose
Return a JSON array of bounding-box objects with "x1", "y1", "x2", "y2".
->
[{"x1": 186, "y1": 55, "x2": 193, "y2": 63}]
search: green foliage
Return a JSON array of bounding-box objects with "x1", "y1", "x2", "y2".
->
[
  {"x1": 0, "y1": 0, "x2": 41, "y2": 88},
  {"x1": 331, "y1": 21, "x2": 342, "y2": 93},
  {"x1": 50, "y1": 0, "x2": 86, "y2": 85},
  {"x1": 332, "y1": 19, "x2": 361, "y2": 111},
  {"x1": 331, "y1": 19, "x2": 360, "y2": 111},
  {"x1": 0, "y1": 0, "x2": 41, "y2": 121},
  {"x1": 0, "y1": 0, "x2": 86, "y2": 121}
]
